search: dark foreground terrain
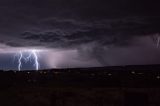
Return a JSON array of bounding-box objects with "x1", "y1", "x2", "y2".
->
[{"x1": 1, "y1": 65, "x2": 160, "y2": 106}]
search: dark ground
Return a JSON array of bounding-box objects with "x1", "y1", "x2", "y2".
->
[{"x1": 1, "y1": 65, "x2": 160, "y2": 106}]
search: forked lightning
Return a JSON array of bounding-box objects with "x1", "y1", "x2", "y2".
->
[{"x1": 16, "y1": 50, "x2": 40, "y2": 71}]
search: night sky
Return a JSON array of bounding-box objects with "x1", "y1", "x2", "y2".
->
[{"x1": 0, "y1": 0, "x2": 160, "y2": 70}]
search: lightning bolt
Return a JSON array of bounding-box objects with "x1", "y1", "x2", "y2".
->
[
  {"x1": 16, "y1": 50, "x2": 40, "y2": 71},
  {"x1": 32, "y1": 50, "x2": 39, "y2": 71},
  {"x1": 18, "y1": 51, "x2": 23, "y2": 71}
]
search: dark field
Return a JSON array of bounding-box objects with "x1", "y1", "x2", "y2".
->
[
  {"x1": 1, "y1": 65, "x2": 160, "y2": 106},
  {"x1": 2, "y1": 86, "x2": 160, "y2": 106}
]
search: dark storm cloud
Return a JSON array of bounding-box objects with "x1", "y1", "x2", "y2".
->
[
  {"x1": 19, "y1": 16, "x2": 160, "y2": 48},
  {"x1": 0, "y1": 0, "x2": 159, "y2": 45},
  {"x1": 0, "y1": 0, "x2": 159, "y2": 48},
  {"x1": 0, "y1": 0, "x2": 160, "y2": 68}
]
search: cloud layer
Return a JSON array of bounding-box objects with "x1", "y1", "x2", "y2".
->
[{"x1": 0, "y1": 0, "x2": 160, "y2": 69}]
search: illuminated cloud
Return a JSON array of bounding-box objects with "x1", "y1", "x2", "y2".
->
[{"x1": 0, "y1": 0, "x2": 160, "y2": 70}]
